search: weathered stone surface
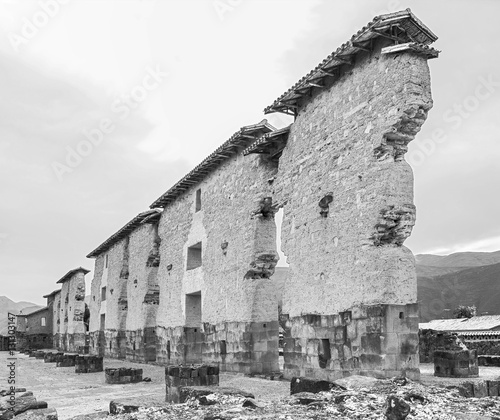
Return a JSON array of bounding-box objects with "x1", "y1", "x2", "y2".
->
[
  {"x1": 291, "y1": 392, "x2": 323, "y2": 405},
  {"x1": 384, "y1": 395, "x2": 410, "y2": 420},
  {"x1": 178, "y1": 387, "x2": 255, "y2": 404},
  {"x1": 105, "y1": 368, "x2": 142, "y2": 384},
  {"x1": 109, "y1": 401, "x2": 139, "y2": 415},
  {"x1": 75, "y1": 355, "x2": 104, "y2": 373},
  {"x1": 241, "y1": 398, "x2": 263, "y2": 409},
  {"x1": 66, "y1": 411, "x2": 108, "y2": 420},
  {"x1": 290, "y1": 377, "x2": 339, "y2": 395},
  {"x1": 14, "y1": 408, "x2": 58, "y2": 420}
]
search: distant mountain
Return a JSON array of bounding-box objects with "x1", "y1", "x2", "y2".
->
[
  {"x1": 0, "y1": 296, "x2": 43, "y2": 336},
  {"x1": 416, "y1": 251, "x2": 500, "y2": 322},
  {"x1": 416, "y1": 250, "x2": 500, "y2": 269}
]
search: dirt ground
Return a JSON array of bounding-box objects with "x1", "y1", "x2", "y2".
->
[{"x1": 1, "y1": 351, "x2": 499, "y2": 420}]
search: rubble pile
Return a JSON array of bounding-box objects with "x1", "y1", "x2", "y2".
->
[
  {"x1": 0, "y1": 388, "x2": 56, "y2": 420},
  {"x1": 109, "y1": 376, "x2": 500, "y2": 420}
]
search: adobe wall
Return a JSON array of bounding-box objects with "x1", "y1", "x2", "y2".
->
[
  {"x1": 155, "y1": 149, "x2": 280, "y2": 373},
  {"x1": 88, "y1": 222, "x2": 160, "y2": 362},
  {"x1": 274, "y1": 37, "x2": 432, "y2": 380},
  {"x1": 58, "y1": 272, "x2": 86, "y2": 352},
  {"x1": 125, "y1": 223, "x2": 160, "y2": 362},
  {"x1": 52, "y1": 292, "x2": 62, "y2": 349}
]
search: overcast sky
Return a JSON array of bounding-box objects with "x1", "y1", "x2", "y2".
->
[{"x1": 1, "y1": 0, "x2": 499, "y2": 305}]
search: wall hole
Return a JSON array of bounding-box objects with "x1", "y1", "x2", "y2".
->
[
  {"x1": 195, "y1": 188, "x2": 202, "y2": 212},
  {"x1": 319, "y1": 339, "x2": 331, "y2": 369},
  {"x1": 220, "y1": 340, "x2": 227, "y2": 355},
  {"x1": 186, "y1": 242, "x2": 202, "y2": 270}
]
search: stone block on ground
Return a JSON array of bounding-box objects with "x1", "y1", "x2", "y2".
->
[
  {"x1": 109, "y1": 401, "x2": 139, "y2": 415},
  {"x1": 165, "y1": 364, "x2": 220, "y2": 403},
  {"x1": 109, "y1": 397, "x2": 165, "y2": 415},
  {"x1": 105, "y1": 368, "x2": 142, "y2": 384},
  {"x1": 178, "y1": 386, "x2": 255, "y2": 404},
  {"x1": 75, "y1": 356, "x2": 104, "y2": 373},
  {"x1": 290, "y1": 377, "x2": 341, "y2": 395},
  {"x1": 56, "y1": 354, "x2": 77, "y2": 367},
  {"x1": 290, "y1": 392, "x2": 324, "y2": 405},
  {"x1": 66, "y1": 411, "x2": 108, "y2": 420},
  {"x1": 14, "y1": 408, "x2": 58, "y2": 420},
  {"x1": 384, "y1": 395, "x2": 410, "y2": 420}
]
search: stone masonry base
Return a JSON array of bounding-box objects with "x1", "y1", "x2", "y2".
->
[
  {"x1": 282, "y1": 303, "x2": 420, "y2": 381},
  {"x1": 156, "y1": 321, "x2": 279, "y2": 374}
]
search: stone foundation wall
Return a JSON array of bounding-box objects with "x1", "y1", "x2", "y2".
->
[
  {"x1": 434, "y1": 350, "x2": 478, "y2": 378},
  {"x1": 125, "y1": 327, "x2": 157, "y2": 362},
  {"x1": 282, "y1": 303, "x2": 419, "y2": 381},
  {"x1": 105, "y1": 368, "x2": 143, "y2": 384},
  {"x1": 58, "y1": 333, "x2": 86, "y2": 353},
  {"x1": 157, "y1": 320, "x2": 279, "y2": 374},
  {"x1": 75, "y1": 355, "x2": 104, "y2": 373},
  {"x1": 165, "y1": 364, "x2": 219, "y2": 403}
]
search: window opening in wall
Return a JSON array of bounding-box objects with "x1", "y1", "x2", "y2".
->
[
  {"x1": 185, "y1": 291, "x2": 202, "y2": 328},
  {"x1": 167, "y1": 340, "x2": 171, "y2": 360},
  {"x1": 105, "y1": 254, "x2": 109, "y2": 268},
  {"x1": 41, "y1": 317, "x2": 46, "y2": 327},
  {"x1": 186, "y1": 242, "x2": 202, "y2": 270},
  {"x1": 318, "y1": 338, "x2": 331, "y2": 369},
  {"x1": 101, "y1": 286, "x2": 107, "y2": 301},
  {"x1": 399, "y1": 312, "x2": 405, "y2": 319},
  {"x1": 195, "y1": 188, "x2": 202, "y2": 212},
  {"x1": 220, "y1": 340, "x2": 227, "y2": 355},
  {"x1": 100, "y1": 314, "x2": 106, "y2": 330}
]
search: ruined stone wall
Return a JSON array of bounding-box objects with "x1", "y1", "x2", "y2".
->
[
  {"x1": 88, "y1": 254, "x2": 104, "y2": 356},
  {"x1": 156, "y1": 151, "x2": 280, "y2": 373},
  {"x1": 273, "y1": 37, "x2": 432, "y2": 380},
  {"x1": 58, "y1": 273, "x2": 86, "y2": 352},
  {"x1": 91, "y1": 241, "x2": 127, "y2": 358},
  {"x1": 125, "y1": 222, "x2": 160, "y2": 362},
  {"x1": 52, "y1": 292, "x2": 62, "y2": 349},
  {"x1": 88, "y1": 222, "x2": 160, "y2": 362}
]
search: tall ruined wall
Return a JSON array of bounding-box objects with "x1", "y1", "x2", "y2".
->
[
  {"x1": 88, "y1": 222, "x2": 160, "y2": 362},
  {"x1": 89, "y1": 255, "x2": 104, "y2": 334},
  {"x1": 52, "y1": 292, "x2": 61, "y2": 348},
  {"x1": 274, "y1": 37, "x2": 432, "y2": 380},
  {"x1": 89, "y1": 254, "x2": 105, "y2": 356},
  {"x1": 156, "y1": 151, "x2": 280, "y2": 373},
  {"x1": 57, "y1": 272, "x2": 86, "y2": 352},
  {"x1": 125, "y1": 223, "x2": 160, "y2": 362}
]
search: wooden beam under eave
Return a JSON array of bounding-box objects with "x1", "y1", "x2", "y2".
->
[
  {"x1": 333, "y1": 55, "x2": 352, "y2": 65},
  {"x1": 371, "y1": 28, "x2": 407, "y2": 43},
  {"x1": 352, "y1": 42, "x2": 371, "y2": 52}
]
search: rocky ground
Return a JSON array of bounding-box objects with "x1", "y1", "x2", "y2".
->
[{"x1": 1, "y1": 352, "x2": 500, "y2": 420}]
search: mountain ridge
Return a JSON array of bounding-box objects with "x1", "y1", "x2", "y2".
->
[{"x1": 0, "y1": 296, "x2": 43, "y2": 336}]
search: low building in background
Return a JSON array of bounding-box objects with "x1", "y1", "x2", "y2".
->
[
  {"x1": 15, "y1": 305, "x2": 52, "y2": 350},
  {"x1": 420, "y1": 316, "x2": 500, "y2": 363}
]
